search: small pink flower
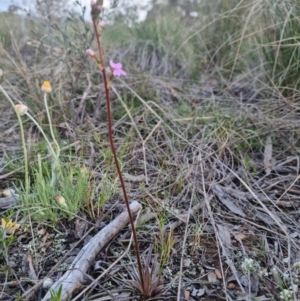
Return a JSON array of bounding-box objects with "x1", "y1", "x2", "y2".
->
[
  {"x1": 86, "y1": 49, "x2": 95, "y2": 58},
  {"x1": 110, "y1": 60, "x2": 127, "y2": 77},
  {"x1": 90, "y1": 0, "x2": 96, "y2": 7},
  {"x1": 97, "y1": 5, "x2": 102, "y2": 11},
  {"x1": 98, "y1": 20, "x2": 105, "y2": 28}
]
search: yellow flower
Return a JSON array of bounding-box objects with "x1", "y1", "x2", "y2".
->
[
  {"x1": 1, "y1": 218, "x2": 20, "y2": 234},
  {"x1": 55, "y1": 195, "x2": 67, "y2": 207},
  {"x1": 15, "y1": 104, "x2": 28, "y2": 116},
  {"x1": 41, "y1": 81, "x2": 52, "y2": 93}
]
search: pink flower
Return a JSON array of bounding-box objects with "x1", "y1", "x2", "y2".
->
[
  {"x1": 90, "y1": 0, "x2": 96, "y2": 7},
  {"x1": 86, "y1": 49, "x2": 95, "y2": 58},
  {"x1": 110, "y1": 60, "x2": 127, "y2": 77},
  {"x1": 98, "y1": 20, "x2": 105, "y2": 28}
]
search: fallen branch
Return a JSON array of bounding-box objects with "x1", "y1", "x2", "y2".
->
[{"x1": 42, "y1": 200, "x2": 142, "y2": 301}]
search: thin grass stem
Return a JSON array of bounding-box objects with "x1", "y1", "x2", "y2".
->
[
  {"x1": 43, "y1": 93, "x2": 60, "y2": 157},
  {"x1": 25, "y1": 113, "x2": 58, "y2": 161}
]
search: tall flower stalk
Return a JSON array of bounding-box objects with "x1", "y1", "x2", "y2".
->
[
  {"x1": 41, "y1": 80, "x2": 61, "y2": 185},
  {"x1": 41, "y1": 81, "x2": 60, "y2": 157},
  {"x1": 88, "y1": 0, "x2": 144, "y2": 289}
]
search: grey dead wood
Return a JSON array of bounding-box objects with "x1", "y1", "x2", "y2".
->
[
  {"x1": 41, "y1": 200, "x2": 142, "y2": 301},
  {"x1": 216, "y1": 224, "x2": 232, "y2": 256},
  {"x1": 0, "y1": 196, "x2": 18, "y2": 209},
  {"x1": 264, "y1": 135, "x2": 273, "y2": 175}
]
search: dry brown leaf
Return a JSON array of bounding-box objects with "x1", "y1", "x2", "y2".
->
[
  {"x1": 215, "y1": 269, "x2": 222, "y2": 279},
  {"x1": 184, "y1": 290, "x2": 190, "y2": 300},
  {"x1": 234, "y1": 232, "x2": 247, "y2": 241},
  {"x1": 183, "y1": 258, "x2": 191, "y2": 267},
  {"x1": 264, "y1": 135, "x2": 272, "y2": 175},
  {"x1": 207, "y1": 272, "x2": 217, "y2": 282},
  {"x1": 27, "y1": 253, "x2": 38, "y2": 281},
  {"x1": 217, "y1": 225, "x2": 232, "y2": 255},
  {"x1": 38, "y1": 228, "x2": 46, "y2": 235},
  {"x1": 75, "y1": 217, "x2": 88, "y2": 238},
  {"x1": 227, "y1": 282, "x2": 235, "y2": 289},
  {"x1": 213, "y1": 185, "x2": 245, "y2": 217}
]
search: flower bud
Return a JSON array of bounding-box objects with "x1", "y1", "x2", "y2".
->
[
  {"x1": 2, "y1": 188, "x2": 14, "y2": 197},
  {"x1": 86, "y1": 48, "x2": 96, "y2": 58},
  {"x1": 55, "y1": 195, "x2": 67, "y2": 207},
  {"x1": 15, "y1": 104, "x2": 28, "y2": 116},
  {"x1": 98, "y1": 20, "x2": 105, "y2": 28},
  {"x1": 41, "y1": 81, "x2": 52, "y2": 93}
]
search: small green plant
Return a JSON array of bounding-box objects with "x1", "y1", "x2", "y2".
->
[
  {"x1": 97, "y1": 174, "x2": 116, "y2": 207},
  {"x1": 269, "y1": 267, "x2": 297, "y2": 301},
  {"x1": 126, "y1": 245, "x2": 165, "y2": 298},
  {"x1": 49, "y1": 284, "x2": 70, "y2": 301},
  {"x1": 20, "y1": 159, "x2": 91, "y2": 225},
  {"x1": 155, "y1": 228, "x2": 175, "y2": 275},
  {"x1": 13, "y1": 292, "x2": 24, "y2": 301}
]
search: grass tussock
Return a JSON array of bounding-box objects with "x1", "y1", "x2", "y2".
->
[{"x1": 1, "y1": 0, "x2": 300, "y2": 300}]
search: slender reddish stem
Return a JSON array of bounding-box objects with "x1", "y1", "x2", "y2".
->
[{"x1": 92, "y1": 20, "x2": 144, "y2": 288}]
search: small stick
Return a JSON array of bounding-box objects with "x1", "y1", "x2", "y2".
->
[{"x1": 41, "y1": 201, "x2": 141, "y2": 301}]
